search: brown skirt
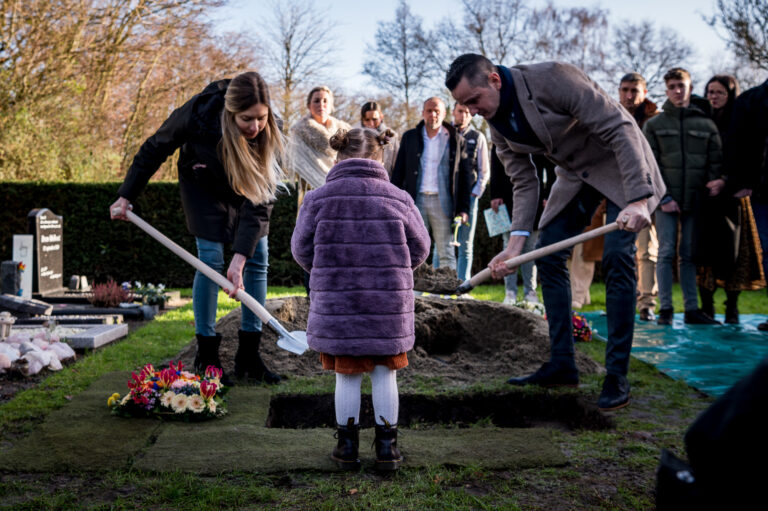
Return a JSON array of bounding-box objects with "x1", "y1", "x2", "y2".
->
[{"x1": 320, "y1": 352, "x2": 409, "y2": 374}]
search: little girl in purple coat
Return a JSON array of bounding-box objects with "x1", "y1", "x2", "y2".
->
[{"x1": 291, "y1": 127, "x2": 430, "y2": 471}]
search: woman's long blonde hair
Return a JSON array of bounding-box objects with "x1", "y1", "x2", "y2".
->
[{"x1": 220, "y1": 72, "x2": 284, "y2": 205}]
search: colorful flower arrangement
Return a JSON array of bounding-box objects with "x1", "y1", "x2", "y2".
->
[
  {"x1": 513, "y1": 299, "x2": 546, "y2": 316},
  {"x1": 109, "y1": 361, "x2": 227, "y2": 420},
  {"x1": 572, "y1": 312, "x2": 593, "y2": 342}
]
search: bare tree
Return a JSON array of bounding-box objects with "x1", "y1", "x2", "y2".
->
[
  {"x1": 706, "y1": 0, "x2": 768, "y2": 71},
  {"x1": 261, "y1": 0, "x2": 338, "y2": 130},
  {"x1": 362, "y1": 0, "x2": 432, "y2": 127},
  {"x1": 527, "y1": 2, "x2": 610, "y2": 78},
  {"x1": 610, "y1": 20, "x2": 695, "y2": 99}
]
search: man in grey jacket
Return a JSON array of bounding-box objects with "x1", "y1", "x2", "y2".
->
[{"x1": 446, "y1": 54, "x2": 665, "y2": 411}]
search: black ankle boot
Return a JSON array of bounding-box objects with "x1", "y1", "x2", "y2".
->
[
  {"x1": 331, "y1": 417, "x2": 360, "y2": 470},
  {"x1": 194, "y1": 334, "x2": 232, "y2": 386},
  {"x1": 234, "y1": 330, "x2": 281, "y2": 384},
  {"x1": 699, "y1": 286, "x2": 715, "y2": 319},
  {"x1": 725, "y1": 290, "x2": 740, "y2": 324},
  {"x1": 373, "y1": 417, "x2": 402, "y2": 472}
]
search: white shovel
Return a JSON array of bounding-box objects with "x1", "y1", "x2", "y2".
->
[
  {"x1": 456, "y1": 221, "x2": 622, "y2": 295},
  {"x1": 117, "y1": 209, "x2": 308, "y2": 355}
]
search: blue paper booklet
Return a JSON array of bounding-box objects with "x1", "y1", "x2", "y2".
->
[{"x1": 484, "y1": 204, "x2": 511, "y2": 237}]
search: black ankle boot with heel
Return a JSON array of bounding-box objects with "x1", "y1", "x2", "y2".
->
[
  {"x1": 331, "y1": 417, "x2": 361, "y2": 470},
  {"x1": 373, "y1": 417, "x2": 403, "y2": 472},
  {"x1": 699, "y1": 286, "x2": 715, "y2": 320},
  {"x1": 234, "y1": 330, "x2": 281, "y2": 384},
  {"x1": 194, "y1": 333, "x2": 233, "y2": 386}
]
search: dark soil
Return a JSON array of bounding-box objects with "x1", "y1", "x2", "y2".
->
[
  {"x1": 413, "y1": 264, "x2": 463, "y2": 295},
  {"x1": 266, "y1": 391, "x2": 614, "y2": 430},
  {"x1": 192, "y1": 295, "x2": 602, "y2": 387}
]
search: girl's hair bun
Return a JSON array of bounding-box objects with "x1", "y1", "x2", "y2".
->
[
  {"x1": 377, "y1": 128, "x2": 395, "y2": 146},
  {"x1": 329, "y1": 129, "x2": 350, "y2": 152}
]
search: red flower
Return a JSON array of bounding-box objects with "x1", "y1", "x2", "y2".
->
[
  {"x1": 205, "y1": 366, "x2": 223, "y2": 379},
  {"x1": 200, "y1": 381, "x2": 217, "y2": 400},
  {"x1": 159, "y1": 368, "x2": 178, "y2": 388}
]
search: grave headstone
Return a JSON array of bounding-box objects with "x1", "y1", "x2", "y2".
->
[
  {"x1": 12, "y1": 235, "x2": 34, "y2": 299},
  {"x1": 1, "y1": 261, "x2": 21, "y2": 295},
  {"x1": 27, "y1": 208, "x2": 65, "y2": 296}
]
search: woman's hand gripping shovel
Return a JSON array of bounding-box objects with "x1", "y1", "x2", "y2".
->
[
  {"x1": 455, "y1": 221, "x2": 622, "y2": 295},
  {"x1": 116, "y1": 209, "x2": 309, "y2": 355}
]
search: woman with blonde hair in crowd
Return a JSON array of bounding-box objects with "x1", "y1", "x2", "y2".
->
[{"x1": 110, "y1": 71, "x2": 284, "y2": 384}]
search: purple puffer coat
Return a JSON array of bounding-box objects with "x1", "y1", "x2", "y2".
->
[{"x1": 291, "y1": 157, "x2": 430, "y2": 356}]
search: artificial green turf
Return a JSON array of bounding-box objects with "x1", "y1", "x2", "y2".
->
[
  {"x1": 0, "y1": 372, "x2": 161, "y2": 472},
  {"x1": 1, "y1": 372, "x2": 565, "y2": 475}
]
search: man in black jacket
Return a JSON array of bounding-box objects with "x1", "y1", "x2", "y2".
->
[{"x1": 391, "y1": 97, "x2": 471, "y2": 271}]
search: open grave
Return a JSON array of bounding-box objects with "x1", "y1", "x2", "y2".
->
[{"x1": 173, "y1": 286, "x2": 610, "y2": 433}]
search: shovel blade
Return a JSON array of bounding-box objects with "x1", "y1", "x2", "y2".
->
[{"x1": 277, "y1": 331, "x2": 309, "y2": 355}]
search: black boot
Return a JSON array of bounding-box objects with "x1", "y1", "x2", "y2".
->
[
  {"x1": 725, "y1": 290, "x2": 740, "y2": 324},
  {"x1": 194, "y1": 334, "x2": 232, "y2": 386},
  {"x1": 331, "y1": 417, "x2": 361, "y2": 470},
  {"x1": 373, "y1": 417, "x2": 402, "y2": 472},
  {"x1": 234, "y1": 330, "x2": 281, "y2": 384},
  {"x1": 699, "y1": 286, "x2": 715, "y2": 320}
]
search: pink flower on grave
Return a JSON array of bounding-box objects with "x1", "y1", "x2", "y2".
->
[
  {"x1": 205, "y1": 366, "x2": 223, "y2": 380},
  {"x1": 169, "y1": 361, "x2": 183, "y2": 374},
  {"x1": 200, "y1": 381, "x2": 217, "y2": 400}
]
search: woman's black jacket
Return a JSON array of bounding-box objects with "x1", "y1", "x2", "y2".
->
[{"x1": 118, "y1": 80, "x2": 272, "y2": 258}]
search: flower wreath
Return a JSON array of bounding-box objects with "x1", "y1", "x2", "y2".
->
[{"x1": 109, "y1": 361, "x2": 227, "y2": 420}]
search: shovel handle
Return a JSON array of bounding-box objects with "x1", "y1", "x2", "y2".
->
[
  {"x1": 121, "y1": 210, "x2": 274, "y2": 326},
  {"x1": 457, "y1": 221, "x2": 620, "y2": 294}
]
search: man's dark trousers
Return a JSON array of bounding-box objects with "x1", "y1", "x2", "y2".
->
[{"x1": 535, "y1": 185, "x2": 638, "y2": 376}]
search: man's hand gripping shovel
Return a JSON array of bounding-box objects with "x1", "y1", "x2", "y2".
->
[{"x1": 115, "y1": 209, "x2": 309, "y2": 355}]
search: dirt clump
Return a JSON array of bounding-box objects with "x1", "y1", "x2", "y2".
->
[
  {"x1": 194, "y1": 295, "x2": 602, "y2": 387},
  {"x1": 413, "y1": 265, "x2": 463, "y2": 295}
]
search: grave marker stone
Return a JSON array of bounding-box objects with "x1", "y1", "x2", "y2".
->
[
  {"x1": 27, "y1": 208, "x2": 65, "y2": 296},
  {"x1": 13, "y1": 235, "x2": 34, "y2": 299}
]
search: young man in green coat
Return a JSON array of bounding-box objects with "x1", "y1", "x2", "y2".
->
[{"x1": 643, "y1": 67, "x2": 724, "y2": 325}]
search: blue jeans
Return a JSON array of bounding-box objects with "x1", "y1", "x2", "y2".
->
[
  {"x1": 456, "y1": 195, "x2": 480, "y2": 281},
  {"x1": 655, "y1": 210, "x2": 698, "y2": 311},
  {"x1": 503, "y1": 230, "x2": 539, "y2": 296},
  {"x1": 193, "y1": 236, "x2": 268, "y2": 336},
  {"x1": 752, "y1": 201, "x2": 768, "y2": 284},
  {"x1": 416, "y1": 193, "x2": 456, "y2": 270},
  {"x1": 536, "y1": 186, "x2": 637, "y2": 376}
]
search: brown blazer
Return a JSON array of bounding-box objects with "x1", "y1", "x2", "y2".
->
[{"x1": 491, "y1": 62, "x2": 666, "y2": 232}]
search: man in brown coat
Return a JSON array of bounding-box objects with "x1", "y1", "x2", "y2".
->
[{"x1": 446, "y1": 54, "x2": 665, "y2": 411}]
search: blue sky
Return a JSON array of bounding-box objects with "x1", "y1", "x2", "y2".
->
[{"x1": 213, "y1": 0, "x2": 731, "y2": 92}]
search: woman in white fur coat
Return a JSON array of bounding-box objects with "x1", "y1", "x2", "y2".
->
[{"x1": 288, "y1": 86, "x2": 351, "y2": 193}]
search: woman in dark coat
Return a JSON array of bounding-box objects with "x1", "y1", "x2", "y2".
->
[
  {"x1": 291, "y1": 127, "x2": 430, "y2": 472},
  {"x1": 697, "y1": 74, "x2": 766, "y2": 323},
  {"x1": 110, "y1": 72, "x2": 283, "y2": 383}
]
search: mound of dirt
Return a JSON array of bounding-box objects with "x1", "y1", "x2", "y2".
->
[
  {"x1": 413, "y1": 265, "x2": 463, "y2": 295},
  {"x1": 176, "y1": 296, "x2": 602, "y2": 387}
]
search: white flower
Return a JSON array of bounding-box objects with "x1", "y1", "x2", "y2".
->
[
  {"x1": 160, "y1": 392, "x2": 175, "y2": 408},
  {"x1": 120, "y1": 394, "x2": 131, "y2": 405},
  {"x1": 170, "y1": 393, "x2": 188, "y2": 413},
  {"x1": 188, "y1": 394, "x2": 206, "y2": 413},
  {"x1": 207, "y1": 399, "x2": 217, "y2": 414}
]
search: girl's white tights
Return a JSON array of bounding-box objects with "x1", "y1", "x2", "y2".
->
[{"x1": 334, "y1": 365, "x2": 399, "y2": 426}]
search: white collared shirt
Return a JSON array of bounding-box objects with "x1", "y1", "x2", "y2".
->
[{"x1": 419, "y1": 125, "x2": 449, "y2": 194}]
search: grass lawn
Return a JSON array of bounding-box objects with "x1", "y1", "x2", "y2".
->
[{"x1": 0, "y1": 283, "x2": 754, "y2": 509}]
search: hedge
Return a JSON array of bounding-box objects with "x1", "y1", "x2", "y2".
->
[{"x1": 0, "y1": 182, "x2": 508, "y2": 288}]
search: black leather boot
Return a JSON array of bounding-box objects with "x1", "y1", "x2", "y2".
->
[
  {"x1": 699, "y1": 286, "x2": 715, "y2": 319},
  {"x1": 194, "y1": 333, "x2": 232, "y2": 386},
  {"x1": 235, "y1": 330, "x2": 281, "y2": 384},
  {"x1": 725, "y1": 290, "x2": 740, "y2": 324},
  {"x1": 331, "y1": 417, "x2": 361, "y2": 470},
  {"x1": 373, "y1": 417, "x2": 403, "y2": 472}
]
